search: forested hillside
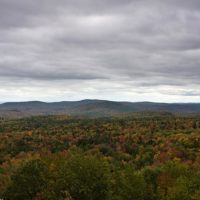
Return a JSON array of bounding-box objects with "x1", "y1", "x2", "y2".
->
[
  {"x1": 0, "y1": 114, "x2": 200, "y2": 199},
  {"x1": 0, "y1": 100, "x2": 200, "y2": 118}
]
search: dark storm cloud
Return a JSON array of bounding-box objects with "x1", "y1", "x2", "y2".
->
[{"x1": 0, "y1": 0, "x2": 199, "y2": 101}]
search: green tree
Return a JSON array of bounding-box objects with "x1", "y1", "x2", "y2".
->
[
  {"x1": 3, "y1": 159, "x2": 48, "y2": 200},
  {"x1": 166, "y1": 177, "x2": 191, "y2": 200},
  {"x1": 113, "y1": 166, "x2": 146, "y2": 200},
  {"x1": 57, "y1": 152, "x2": 111, "y2": 200}
]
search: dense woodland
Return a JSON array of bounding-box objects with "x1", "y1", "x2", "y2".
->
[{"x1": 0, "y1": 114, "x2": 200, "y2": 200}]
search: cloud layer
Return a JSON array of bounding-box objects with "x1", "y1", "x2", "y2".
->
[{"x1": 0, "y1": 0, "x2": 199, "y2": 102}]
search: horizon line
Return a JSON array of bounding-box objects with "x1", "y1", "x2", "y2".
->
[{"x1": 0, "y1": 99, "x2": 200, "y2": 105}]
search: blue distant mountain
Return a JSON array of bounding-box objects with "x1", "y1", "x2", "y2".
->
[{"x1": 0, "y1": 100, "x2": 199, "y2": 118}]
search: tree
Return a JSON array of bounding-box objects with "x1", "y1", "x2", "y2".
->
[
  {"x1": 113, "y1": 166, "x2": 146, "y2": 200},
  {"x1": 57, "y1": 152, "x2": 111, "y2": 200},
  {"x1": 166, "y1": 177, "x2": 191, "y2": 200},
  {"x1": 3, "y1": 159, "x2": 48, "y2": 200}
]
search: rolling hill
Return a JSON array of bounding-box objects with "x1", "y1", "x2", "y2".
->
[{"x1": 0, "y1": 99, "x2": 200, "y2": 118}]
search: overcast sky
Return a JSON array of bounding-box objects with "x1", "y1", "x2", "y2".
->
[{"x1": 0, "y1": 0, "x2": 200, "y2": 102}]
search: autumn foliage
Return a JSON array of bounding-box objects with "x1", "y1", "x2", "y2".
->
[{"x1": 0, "y1": 114, "x2": 200, "y2": 199}]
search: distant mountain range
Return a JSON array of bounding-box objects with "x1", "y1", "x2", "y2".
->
[{"x1": 0, "y1": 100, "x2": 200, "y2": 118}]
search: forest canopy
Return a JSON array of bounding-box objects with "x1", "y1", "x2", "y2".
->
[{"x1": 0, "y1": 114, "x2": 200, "y2": 200}]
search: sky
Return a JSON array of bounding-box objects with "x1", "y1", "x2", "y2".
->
[{"x1": 0, "y1": 0, "x2": 200, "y2": 103}]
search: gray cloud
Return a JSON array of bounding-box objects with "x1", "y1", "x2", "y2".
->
[{"x1": 0, "y1": 0, "x2": 199, "y2": 102}]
